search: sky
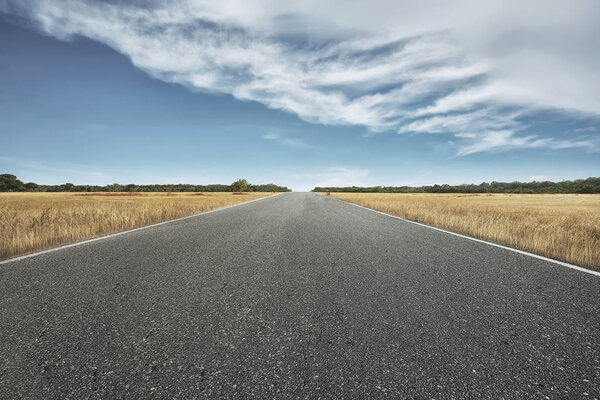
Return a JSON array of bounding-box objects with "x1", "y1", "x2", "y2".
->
[{"x1": 0, "y1": 0, "x2": 599, "y2": 191}]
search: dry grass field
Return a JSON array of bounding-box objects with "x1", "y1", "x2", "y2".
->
[
  {"x1": 326, "y1": 193, "x2": 600, "y2": 270},
  {"x1": 0, "y1": 192, "x2": 273, "y2": 260}
]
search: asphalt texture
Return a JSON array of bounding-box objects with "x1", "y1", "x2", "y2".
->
[{"x1": 1, "y1": 192, "x2": 599, "y2": 399}]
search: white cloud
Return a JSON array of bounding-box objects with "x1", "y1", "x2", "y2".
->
[
  {"x1": 4, "y1": 0, "x2": 600, "y2": 155},
  {"x1": 399, "y1": 108, "x2": 524, "y2": 135},
  {"x1": 570, "y1": 126, "x2": 598, "y2": 133},
  {"x1": 261, "y1": 130, "x2": 315, "y2": 149},
  {"x1": 456, "y1": 131, "x2": 598, "y2": 156},
  {"x1": 0, "y1": 156, "x2": 108, "y2": 182}
]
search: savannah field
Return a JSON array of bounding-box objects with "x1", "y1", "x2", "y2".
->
[
  {"x1": 325, "y1": 193, "x2": 600, "y2": 270},
  {"x1": 0, "y1": 192, "x2": 272, "y2": 260}
]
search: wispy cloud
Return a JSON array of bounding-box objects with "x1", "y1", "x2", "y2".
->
[
  {"x1": 456, "y1": 131, "x2": 599, "y2": 156},
  {"x1": 261, "y1": 130, "x2": 315, "y2": 149},
  {"x1": 570, "y1": 126, "x2": 598, "y2": 133},
  {"x1": 4, "y1": 0, "x2": 599, "y2": 155},
  {"x1": 0, "y1": 156, "x2": 108, "y2": 181}
]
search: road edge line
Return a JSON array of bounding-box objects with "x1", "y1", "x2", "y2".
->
[
  {"x1": 0, "y1": 192, "x2": 285, "y2": 266},
  {"x1": 320, "y1": 194, "x2": 600, "y2": 278}
]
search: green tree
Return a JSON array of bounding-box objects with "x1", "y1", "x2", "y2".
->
[
  {"x1": 579, "y1": 185, "x2": 598, "y2": 194},
  {"x1": 106, "y1": 183, "x2": 123, "y2": 192},
  {"x1": 231, "y1": 179, "x2": 249, "y2": 192},
  {"x1": 24, "y1": 182, "x2": 39, "y2": 191},
  {"x1": 0, "y1": 174, "x2": 25, "y2": 191}
]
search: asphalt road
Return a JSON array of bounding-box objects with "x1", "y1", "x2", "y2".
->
[{"x1": 1, "y1": 192, "x2": 599, "y2": 399}]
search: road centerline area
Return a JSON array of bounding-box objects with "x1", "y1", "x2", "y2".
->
[{"x1": 1, "y1": 192, "x2": 598, "y2": 398}]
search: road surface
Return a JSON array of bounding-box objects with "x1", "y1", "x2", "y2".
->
[{"x1": 1, "y1": 192, "x2": 599, "y2": 398}]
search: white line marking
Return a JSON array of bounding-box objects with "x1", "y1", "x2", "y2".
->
[
  {"x1": 322, "y1": 194, "x2": 600, "y2": 277},
  {"x1": 0, "y1": 193, "x2": 284, "y2": 265}
]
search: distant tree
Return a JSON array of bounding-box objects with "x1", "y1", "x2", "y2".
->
[
  {"x1": 231, "y1": 179, "x2": 250, "y2": 192},
  {"x1": 24, "y1": 182, "x2": 39, "y2": 191},
  {"x1": 579, "y1": 185, "x2": 598, "y2": 194},
  {"x1": 106, "y1": 183, "x2": 123, "y2": 192},
  {"x1": 0, "y1": 174, "x2": 25, "y2": 191}
]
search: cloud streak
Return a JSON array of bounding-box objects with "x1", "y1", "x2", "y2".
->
[
  {"x1": 261, "y1": 130, "x2": 315, "y2": 149},
  {"x1": 4, "y1": 0, "x2": 599, "y2": 155}
]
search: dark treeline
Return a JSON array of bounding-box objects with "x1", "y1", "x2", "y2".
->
[
  {"x1": 313, "y1": 177, "x2": 600, "y2": 194},
  {"x1": 0, "y1": 175, "x2": 290, "y2": 193}
]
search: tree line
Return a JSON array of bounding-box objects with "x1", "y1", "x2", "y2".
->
[
  {"x1": 0, "y1": 175, "x2": 290, "y2": 193},
  {"x1": 313, "y1": 177, "x2": 600, "y2": 194}
]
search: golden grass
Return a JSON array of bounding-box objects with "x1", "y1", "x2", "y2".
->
[
  {"x1": 326, "y1": 193, "x2": 600, "y2": 270},
  {"x1": 0, "y1": 192, "x2": 273, "y2": 260}
]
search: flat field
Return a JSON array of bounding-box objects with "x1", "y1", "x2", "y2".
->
[
  {"x1": 0, "y1": 192, "x2": 272, "y2": 260},
  {"x1": 326, "y1": 193, "x2": 600, "y2": 270}
]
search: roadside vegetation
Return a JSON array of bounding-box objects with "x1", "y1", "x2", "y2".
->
[
  {"x1": 314, "y1": 177, "x2": 600, "y2": 194},
  {"x1": 0, "y1": 175, "x2": 290, "y2": 193},
  {"x1": 0, "y1": 192, "x2": 273, "y2": 260},
  {"x1": 325, "y1": 193, "x2": 600, "y2": 270}
]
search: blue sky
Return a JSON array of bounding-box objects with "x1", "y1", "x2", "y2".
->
[{"x1": 1, "y1": 1, "x2": 599, "y2": 191}]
